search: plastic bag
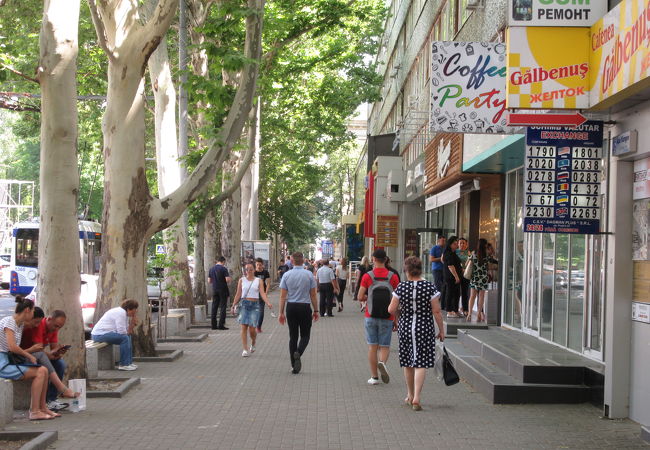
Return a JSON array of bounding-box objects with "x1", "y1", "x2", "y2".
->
[{"x1": 68, "y1": 378, "x2": 87, "y2": 412}]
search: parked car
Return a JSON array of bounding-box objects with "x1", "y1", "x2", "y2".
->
[{"x1": 0, "y1": 254, "x2": 10, "y2": 289}]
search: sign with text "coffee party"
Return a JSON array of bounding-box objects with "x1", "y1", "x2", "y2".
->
[
  {"x1": 589, "y1": 0, "x2": 650, "y2": 110},
  {"x1": 507, "y1": 27, "x2": 592, "y2": 109},
  {"x1": 430, "y1": 42, "x2": 515, "y2": 134}
]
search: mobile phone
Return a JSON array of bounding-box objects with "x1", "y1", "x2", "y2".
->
[{"x1": 56, "y1": 345, "x2": 71, "y2": 355}]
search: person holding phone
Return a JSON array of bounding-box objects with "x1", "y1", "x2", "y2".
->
[{"x1": 21, "y1": 309, "x2": 79, "y2": 411}]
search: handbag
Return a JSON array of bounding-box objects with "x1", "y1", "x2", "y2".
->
[
  {"x1": 442, "y1": 345, "x2": 460, "y2": 386},
  {"x1": 463, "y1": 258, "x2": 473, "y2": 279}
]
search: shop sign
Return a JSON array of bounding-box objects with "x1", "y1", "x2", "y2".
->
[
  {"x1": 321, "y1": 240, "x2": 334, "y2": 257},
  {"x1": 590, "y1": 0, "x2": 650, "y2": 109},
  {"x1": 509, "y1": 0, "x2": 607, "y2": 27},
  {"x1": 404, "y1": 229, "x2": 419, "y2": 258},
  {"x1": 524, "y1": 120, "x2": 604, "y2": 234},
  {"x1": 430, "y1": 41, "x2": 514, "y2": 134},
  {"x1": 375, "y1": 215, "x2": 399, "y2": 247},
  {"x1": 506, "y1": 27, "x2": 592, "y2": 109},
  {"x1": 612, "y1": 130, "x2": 638, "y2": 156},
  {"x1": 633, "y1": 198, "x2": 650, "y2": 260},
  {"x1": 633, "y1": 157, "x2": 650, "y2": 200},
  {"x1": 632, "y1": 302, "x2": 650, "y2": 323}
]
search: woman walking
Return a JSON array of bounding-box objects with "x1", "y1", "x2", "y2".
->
[
  {"x1": 231, "y1": 262, "x2": 273, "y2": 357},
  {"x1": 456, "y1": 238, "x2": 471, "y2": 317},
  {"x1": 388, "y1": 257, "x2": 445, "y2": 411},
  {"x1": 467, "y1": 238, "x2": 495, "y2": 322},
  {"x1": 335, "y1": 258, "x2": 349, "y2": 312},
  {"x1": 0, "y1": 297, "x2": 56, "y2": 420},
  {"x1": 442, "y1": 236, "x2": 462, "y2": 317}
]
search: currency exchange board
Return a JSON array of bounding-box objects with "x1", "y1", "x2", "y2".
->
[{"x1": 524, "y1": 121, "x2": 604, "y2": 234}]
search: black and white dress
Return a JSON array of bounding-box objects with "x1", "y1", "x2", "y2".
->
[{"x1": 393, "y1": 280, "x2": 440, "y2": 368}]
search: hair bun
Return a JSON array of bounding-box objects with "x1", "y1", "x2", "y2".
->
[{"x1": 15, "y1": 295, "x2": 25, "y2": 304}]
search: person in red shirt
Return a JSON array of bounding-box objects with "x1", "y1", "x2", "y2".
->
[
  {"x1": 357, "y1": 249, "x2": 400, "y2": 385},
  {"x1": 21, "y1": 310, "x2": 77, "y2": 410}
]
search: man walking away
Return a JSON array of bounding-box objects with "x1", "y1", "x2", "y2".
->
[
  {"x1": 254, "y1": 258, "x2": 271, "y2": 333},
  {"x1": 357, "y1": 249, "x2": 399, "y2": 385},
  {"x1": 429, "y1": 236, "x2": 446, "y2": 292},
  {"x1": 208, "y1": 256, "x2": 232, "y2": 330},
  {"x1": 316, "y1": 259, "x2": 339, "y2": 317},
  {"x1": 278, "y1": 252, "x2": 319, "y2": 374}
]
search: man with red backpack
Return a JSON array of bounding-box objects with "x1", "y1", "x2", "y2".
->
[{"x1": 357, "y1": 249, "x2": 399, "y2": 385}]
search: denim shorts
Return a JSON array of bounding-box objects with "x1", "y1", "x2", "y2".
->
[
  {"x1": 364, "y1": 317, "x2": 393, "y2": 347},
  {"x1": 238, "y1": 300, "x2": 261, "y2": 327}
]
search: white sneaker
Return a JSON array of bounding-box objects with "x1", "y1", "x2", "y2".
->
[
  {"x1": 249, "y1": 345, "x2": 255, "y2": 353},
  {"x1": 270, "y1": 312, "x2": 277, "y2": 318},
  {"x1": 118, "y1": 364, "x2": 137, "y2": 371},
  {"x1": 47, "y1": 400, "x2": 68, "y2": 411},
  {"x1": 367, "y1": 377, "x2": 380, "y2": 385},
  {"x1": 377, "y1": 361, "x2": 390, "y2": 384},
  {"x1": 242, "y1": 350, "x2": 250, "y2": 357}
]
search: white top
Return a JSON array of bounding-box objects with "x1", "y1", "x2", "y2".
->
[
  {"x1": 241, "y1": 277, "x2": 261, "y2": 299},
  {"x1": 92, "y1": 306, "x2": 128, "y2": 335},
  {"x1": 316, "y1": 266, "x2": 335, "y2": 283},
  {"x1": 336, "y1": 266, "x2": 348, "y2": 280},
  {"x1": 0, "y1": 316, "x2": 22, "y2": 352}
]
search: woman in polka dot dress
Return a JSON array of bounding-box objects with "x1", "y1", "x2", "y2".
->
[{"x1": 388, "y1": 256, "x2": 445, "y2": 411}]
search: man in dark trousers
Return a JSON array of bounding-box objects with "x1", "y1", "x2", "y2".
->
[
  {"x1": 278, "y1": 252, "x2": 319, "y2": 374},
  {"x1": 208, "y1": 256, "x2": 232, "y2": 330}
]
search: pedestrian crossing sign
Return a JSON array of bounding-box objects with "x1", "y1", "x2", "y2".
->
[{"x1": 156, "y1": 245, "x2": 166, "y2": 255}]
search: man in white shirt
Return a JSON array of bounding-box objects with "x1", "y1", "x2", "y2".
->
[
  {"x1": 91, "y1": 299, "x2": 139, "y2": 371},
  {"x1": 316, "y1": 259, "x2": 339, "y2": 317}
]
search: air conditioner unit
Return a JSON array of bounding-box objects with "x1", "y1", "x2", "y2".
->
[
  {"x1": 413, "y1": 162, "x2": 424, "y2": 179},
  {"x1": 466, "y1": 0, "x2": 485, "y2": 9}
]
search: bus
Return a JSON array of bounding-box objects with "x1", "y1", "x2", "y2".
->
[{"x1": 10, "y1": 220, "x2": 102, "y2": 295}]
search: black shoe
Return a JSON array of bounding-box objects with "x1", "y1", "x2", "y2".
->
[
  {"x1": 217, "y1": 326, "x2": 229, "y2": 330},
  {"x1": 292, "y1": 351, "x2": 302, "y2": 374},
  {"x1": 211, "y1": 327, "x2": 219, "y2": 330}
]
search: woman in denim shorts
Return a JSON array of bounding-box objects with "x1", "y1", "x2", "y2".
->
[{"x1": 231, "y1": 263, "x2": 273, "y2": 357}]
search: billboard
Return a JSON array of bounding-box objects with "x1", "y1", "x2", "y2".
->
[
  {"x1": 509, "y1": 0, "x2": 607, "y2": 27},
  {"x1": 507, "y1": 27, "x2": 592, "y2": 109},
  {"x1": 589, "y1": 0, "x2": 650, "y2": 109},
  {"x1": 523, "y1": 121, "x2": 604, "y2": 234},
  {"x1": 430, "y1": 41, "x2": 514, "y2": 134}
]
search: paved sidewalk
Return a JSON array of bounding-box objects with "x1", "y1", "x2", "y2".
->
[{"x1": 5, "y1": 289, "x2": 648, "y2": 449}]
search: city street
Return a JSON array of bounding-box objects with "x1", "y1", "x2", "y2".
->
[{"x1": 4, "y1": 290, "x2": 647, "y2": 449}]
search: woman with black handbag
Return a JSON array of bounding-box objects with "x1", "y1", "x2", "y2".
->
[
  {"x1": 0, "y1": 296, "x2": 56, "y2": 420},
  {"x1": 388, "y1": 256, "x2": 445, "y2": 411}
]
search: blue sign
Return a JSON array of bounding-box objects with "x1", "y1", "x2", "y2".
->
[
  {"x1": 524, "y1": 121, "x2": 603, "y2": 234},
  {"x1": 321, "y1": 240, "x2": 334, "y2": 258}
]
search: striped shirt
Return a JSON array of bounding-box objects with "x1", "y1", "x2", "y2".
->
[{"x1": 0, "y1": 316, "x2": 23, "y2": 353}]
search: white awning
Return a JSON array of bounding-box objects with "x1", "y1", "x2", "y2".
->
[{"x1": 425, "y1": 182, "x2": 462, "y2": 211}]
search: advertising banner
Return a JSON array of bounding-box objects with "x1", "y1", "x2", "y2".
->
[
  {"x1": 509, "y1": 0, "x2": 607, "y2": 27},
  {"x1": 241, "y1": 240, "x2": 272, "y2": 269},
  {"x1": 430, "y1": 42, "x2": 514, "y2": 134},
  {"x1": 523, "y1": 121, "x2": 604, "y2": 234},
  {"x1": 590, "y1": 0, "x2": 650, "y2": 109},
  {"x1": 634, "y1": 157, "x2": 650, "y2": 200},
  {"x1": 507, "y1": 27, "x2": 592, "y2": 109}
]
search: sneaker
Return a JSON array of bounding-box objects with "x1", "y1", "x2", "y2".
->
[
  {"x1": 367, "y1": 377, "x2": 380, "y2": 385},
  {"x1": 242, "y1": 350, "x2": 250, "y2": 357},
  {"x1": 118, "y1": 364, "x2": 137, "y2": 371},
  {"x1": 292, "y1": 351, "x2": 301, "y2": 374},
  {"x1": 249, "y1": 345, "x2": 256, "y2": 353},
  {"x1": 47, "y1": 400, "x2": 69, "y2": 412},
  {"x1": 270, "y1": 312, "x2": 277, "y2": 318},
  {"x1": 377, "y1": 361, "x2": 390, "y2": 384}
]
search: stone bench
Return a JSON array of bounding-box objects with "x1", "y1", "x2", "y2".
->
[
  {"x1": 194, "y1": 305, "x2": 206, "y2": 322},
  {"x1": 167, "y1": 308, "x2": 191, "y2": 330},
  {"x1": 207, "y1": 300, "x2": 213, "y2": 318},
  {"x1": 164, "y1": 314, "x2": 187, "y2": 337},
  {"x1": 86, "y1": 340, "x2": 115, "y2": 378},
  {"x1": 0, "y1": 379, "x2": 13, "y2": 426}
]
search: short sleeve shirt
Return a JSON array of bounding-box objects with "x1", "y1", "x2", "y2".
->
[
  {"x1": 209, "y1": 264, "x2": 230, "y2": 292},
  {"x1": 360, "y1": 268, "x2": 399, "y2": 320},
  {"x1": 430, "y1": 245, "x2": 443, "y2": 271},
  {"x1": 280, "y1": 266, "x2": 317, "y2": 303},
  {"x1": 254, "y1": 270, "x2": 270, "y2": 295},
  {"x1": 316, "y1": 266, "x2": 335, "y2": 284},
  {"x1": 20, "y1": 318, "x2": 58, "y2": 349},
  {"x1": 0, "y1": 316, "x2": 23, "y2": 353}
]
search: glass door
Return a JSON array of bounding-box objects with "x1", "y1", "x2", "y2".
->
[{"x1": 523, "y1": 233, "x2": 540, "y2": 335}]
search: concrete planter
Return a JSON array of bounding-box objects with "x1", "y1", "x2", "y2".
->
[
  {"x1": 133, "y1": 349, "x2": 183, "y2": 363},
  {"x1": 157, "y1": 333, "x2": 208, "y2": 343},
  {"x1": 86, "y1": 377, "x2": 140, "y2": 398},
  {"x1": 0, "y1": 431, "x2": 57, "y2": 450}
]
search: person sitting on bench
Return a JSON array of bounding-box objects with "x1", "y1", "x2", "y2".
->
[{"x1": 91, "y1": 299, "x2": 139, "y2": 371}]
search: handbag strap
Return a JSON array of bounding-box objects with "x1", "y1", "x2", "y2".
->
[{"x1": 242, "y1": 278, "x2": 254, "y2": 299}]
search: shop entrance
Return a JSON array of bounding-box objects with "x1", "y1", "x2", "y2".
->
[{"x1": 418, "y1": 228, "x2": 445, "y2": 283}]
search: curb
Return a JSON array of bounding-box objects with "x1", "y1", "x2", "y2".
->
[
  {"x1": 133, "y1": 349, "x2": 184, "y2": 362},
  {"x1": 86, "y1": 377, "x2": 141, "y2": 398},
  {"x1": 157, "y1": 333, "x2": 208, "y2": 343},
  {"x1": 0, "y1": 431, "x2": 58, "y2": 450}
]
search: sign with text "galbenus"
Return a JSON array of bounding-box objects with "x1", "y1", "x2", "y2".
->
[
  {"x1": 509, "y1": 0, "x2": 607, "y2": 27},
  {"x1": 430, "y1": 42, "x2": 515, "y2": 134},
  {"x1": 524, "y1": 121, "x2": 604, "y2": 234}
]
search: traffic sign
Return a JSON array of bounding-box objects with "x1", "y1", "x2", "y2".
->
[
  {"x1": 508, "y1": 112, "x2": 587, "y2": 128},
  {"x1": 155, "y1": 245, "x2": 166, "y2": 255}
]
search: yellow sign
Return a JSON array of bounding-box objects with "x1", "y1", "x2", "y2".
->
[
  {"x1": 507, "y1": 27, "x2": 592, "y2": 109},
  {"x1": 589, "y1": 0, "x2": 650, "y2": 110}
]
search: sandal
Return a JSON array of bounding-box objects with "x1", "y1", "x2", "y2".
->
[
  {"x1": 45, "y1": 409, "x2": 61, "y2": 418},
  {"x1": 29, "y1": 410, "x2": 53, "y2": 421},
  {"x1": 61, "y1": 388, "x2": 80, "y2": 398},
  {"x1": 404, "y1": 397, "x2": 413, "y2": 407},
  {"x1": 412, "y1": 403, "x2": 422, "y2": 411}
]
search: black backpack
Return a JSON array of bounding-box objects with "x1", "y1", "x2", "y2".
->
[{"x1": 367, "y1": 270, "x2": 393, "y2": 319}]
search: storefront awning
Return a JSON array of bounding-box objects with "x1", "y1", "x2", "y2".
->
[{"x1": 462, "y1": 134, "x2": 525, "y2": 174}]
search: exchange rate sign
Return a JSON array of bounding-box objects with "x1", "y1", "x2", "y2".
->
[{"x1": 524, "y1": 121, "x2": 604, "y2": 234}]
